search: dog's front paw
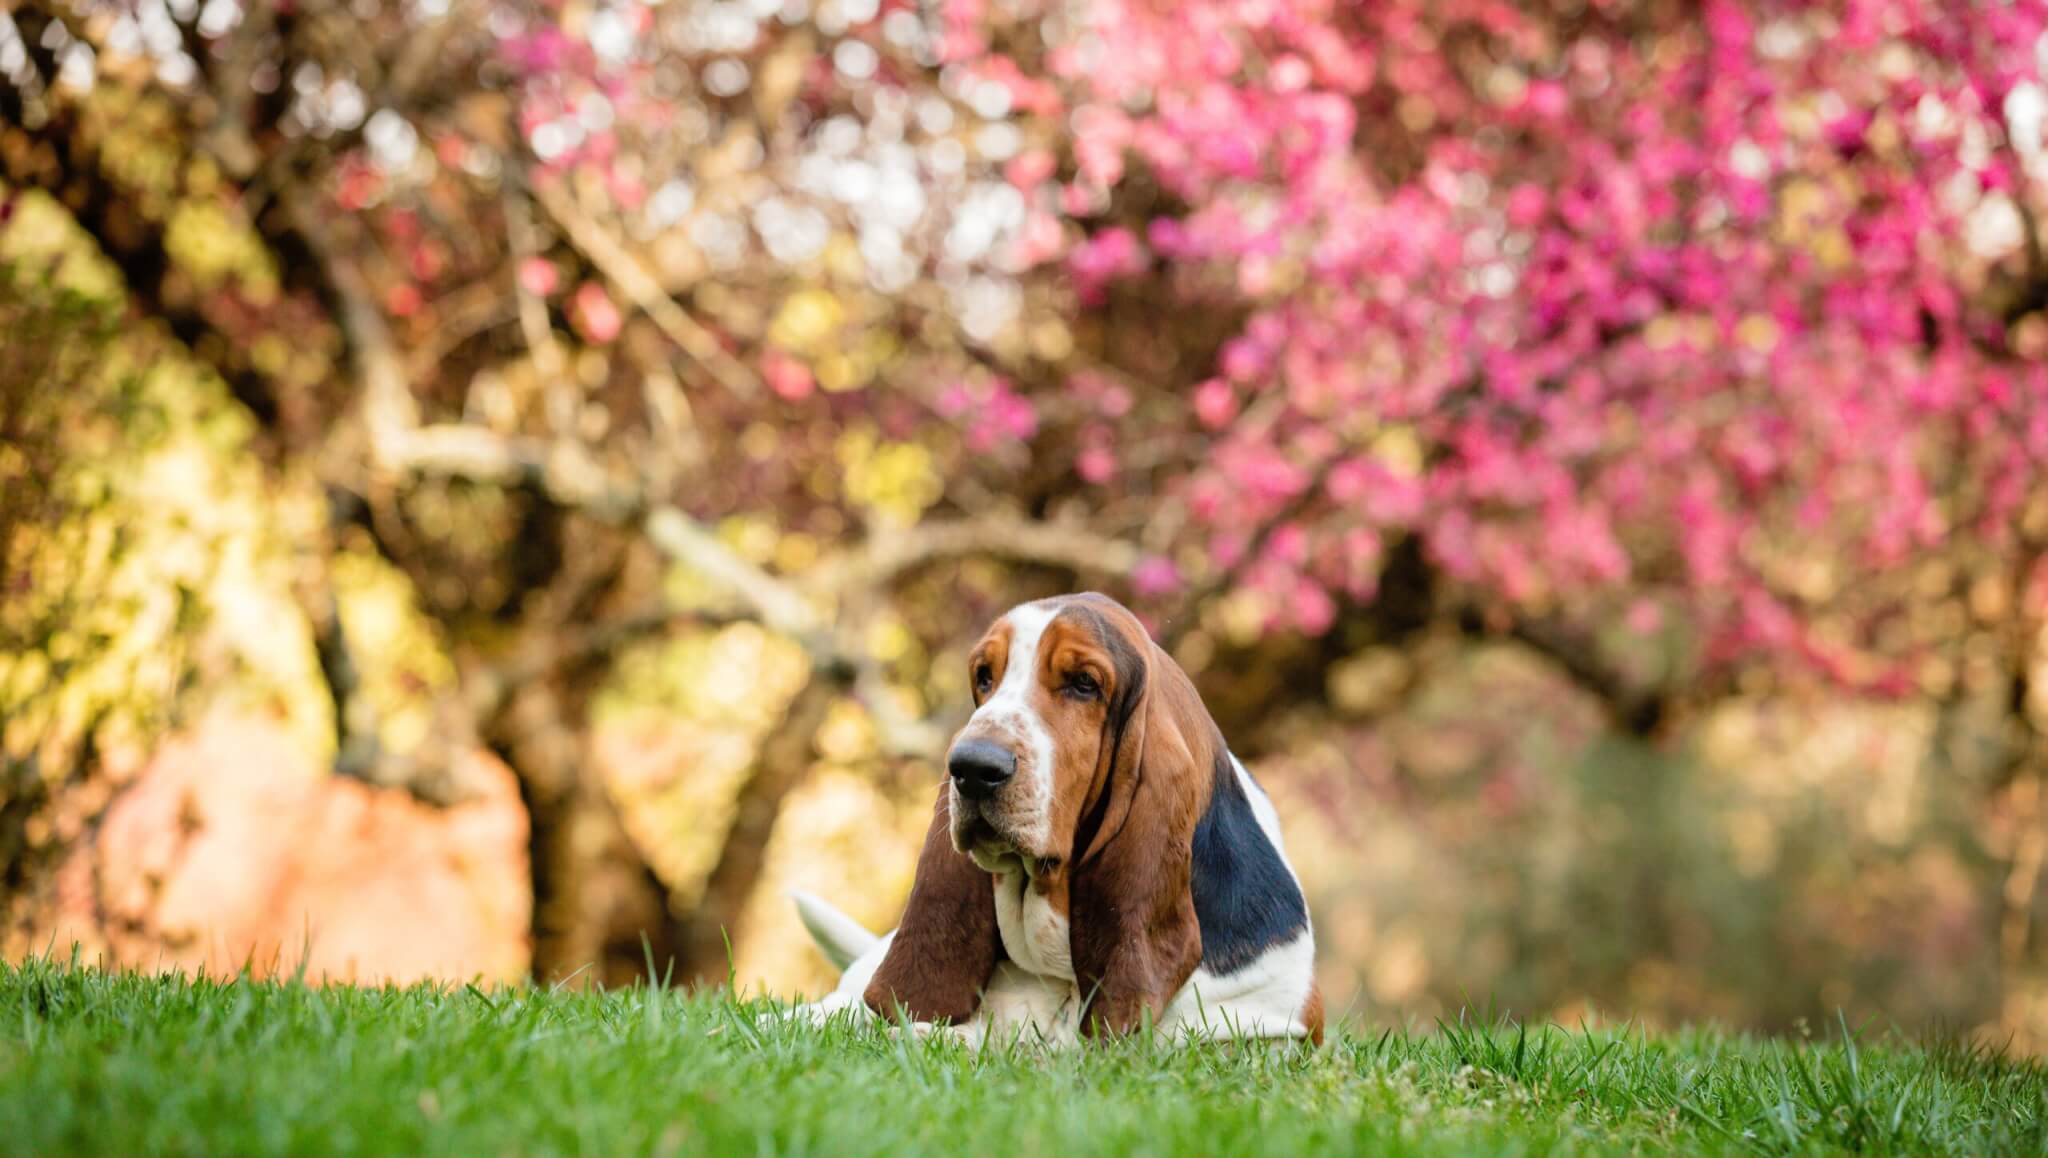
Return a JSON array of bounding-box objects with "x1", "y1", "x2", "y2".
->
[
  {"x1": 784, "y1": 997, "x2": 857, "y2": 1029},
  {"x1": 781, "y1": 999, "x2": 985, "y2": 1047},
  {"x1": 905, "y1": 1019, "x2": 982, "y2": 1046}
]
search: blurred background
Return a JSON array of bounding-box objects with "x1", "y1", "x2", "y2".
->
[{"x1": 5, "y1": 0, "x2": 2048, "y2": 1050}]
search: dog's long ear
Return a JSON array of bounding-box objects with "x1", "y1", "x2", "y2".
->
[
  {"x1": 1068, "y1": 631, "x2": 1213, "y2": 1037},
  {"x1": 863, "y1": 788, "x2": 999, "y2": 1022}
]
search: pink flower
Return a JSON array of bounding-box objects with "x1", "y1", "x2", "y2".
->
[
  {"x1": 607, "y1": 170, "x2": 646, "y2": 211},
  {"x1": 935, "y1": 383, "x2": 975, "y2": 419},
  {"x1": 1193, "y1": 379, "x2": 1237, "y2": 429},
  {"x1": 570, "y1": 282, "x2": 622, "y2": 344},
  {"x1": 1219, "y1": 336, "x2": 1269, "y2": 383},
  {"x1": 1098, "y1": 384, "x2": 1133, "y2": 418},
  {"x1": 1270, "y1": 523, "x2": 1308, "y2": 565},
  {"x1": 1068, "y1": 227, "x2": 1148, "y2": 304},
  {"x1": 1506, "y1": 185, "x2": 1548, "y2": 229},
  {"x1": 1522, "y1": 81, "x2": 1569, "y2": 120},
  {"x1": 517, "y1": 257, "x2": 560, "y2": 298},
  {"x1": 1005, "y1": 149, "x2": 1058, "y2": 190},
  {"x1": 1292, "y1": 579, "x2": 1336, "y2": 635},
  {"x1": 1009, "y1": 211, "x2": 1067, "y2": 269},
  {"x1": 1132, "y1": 556, "x2": 1181, "y2": 597},
  {"x1": 947, "y1": 377, "x2": 1039, "y2": 451},
  {"x1": 1072, "y1": 105, "x2": 1132, "y2": 187},
  {"x1": 762, "y1": 350, "x2": 813, "y2": 401},
  {"x1": 385, "y1": 283, "x2": 423, "y2": 319},
  {"x1": 1077, "y1": 444, "x2": 1116, "y2": 483}
]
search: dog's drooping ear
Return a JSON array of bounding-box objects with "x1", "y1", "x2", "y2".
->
[
  {"x1": 1068, "y1": 627, "x2": 1212, "y2": 1037},
  {"x1": 862, "y1": 788, "x2": 1000, "y2": 1022}
]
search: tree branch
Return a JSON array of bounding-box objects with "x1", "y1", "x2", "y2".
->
[
  {"x1": 278, "y1": 187, "x2": 421, "y2": 469},
  {"x1": 806, "y1": 516, "x2": 1140, "y2": 596},
  {"x1": 526, "y1": 176, "x2": 762, "y2": 399},
  {"x1": 642, "y1": 507, "x2": 826, "y2": 639},
  {"x1": 675, "y1": 674, "x2": 840, "y2": 983},
  {"x1": 1459, "y1": 608, "x2": 1670, "y2": 737}
]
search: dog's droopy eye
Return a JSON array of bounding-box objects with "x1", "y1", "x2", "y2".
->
[
  {"x1": 1063, "y1": 671, "x2": 1101, "y2": 700},
  {"x1": 973, "y1": 663, "x2": 995, "y2": 697}
]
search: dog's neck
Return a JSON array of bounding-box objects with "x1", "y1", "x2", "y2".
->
[{"x1": 987, "y1": 858, "x2": 1077, "y2": 982}]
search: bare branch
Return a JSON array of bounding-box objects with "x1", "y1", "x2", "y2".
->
[
  {"x1": 526, "y1": 176, "x2": 763, "y2": 399},
  {"x1": 199, "y1": 0, "x2": 275, "y2": 181},
  {"x1": 675, "y1": 674, "x2": 838, "y2": 983},
  {"x1": 297, "y1": 559, "x2": 383, "y2": 780},
  {"x1": 382, "y1": 0, "x2": 476, "y2": 105},
  {"x1": 808, "y1": 516, "x2": 1139, "y2": 596},
  {"x1": 642, "y1": 507, "x2": 826, "y2": 636},
  {"x1": 504, "y1": 179, "x2": 569, "y2": 386},
  {"x1": 1460, "y1": 609, "x2": 1670, "y2": 737},
  {"x1": 279, "y1": 188, "x2": 420, "y2": 467},
  {"x1": 404, "y1": 280, "x2": 516, "y2": 382},
  {"x1": 371, "y1": 422, "x2": 838, "y2": 666},
  {"x1": 374, "y1": 421, "x2": 1134, "y2": 749}
]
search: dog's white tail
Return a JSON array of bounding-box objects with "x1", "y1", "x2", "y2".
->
[{"x1": 789, "y1": 889, "x2": 878, "y2": 971}]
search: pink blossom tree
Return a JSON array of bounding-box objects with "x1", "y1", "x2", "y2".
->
[{"x1": 920, "y1": 0, "x2": 2048, "y2": 731}]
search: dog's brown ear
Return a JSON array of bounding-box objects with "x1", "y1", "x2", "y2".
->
[
  {"x1": 1068, "y1": 636, "x2": 1211, "y2": 1037},
  {"x1": 863, "y1": 787, "x2": 999, "y2": 1022}
]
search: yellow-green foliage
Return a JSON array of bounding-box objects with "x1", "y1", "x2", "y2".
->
[
  {"x1": 330, "y1": 547, "x2": 458, "y2": 760},
  {"x1": 593, "y1": 621, "x2": 812, "y2": 906},
  {"x1": 0, "y1": 193, "x2": 326, "y2": 783}
]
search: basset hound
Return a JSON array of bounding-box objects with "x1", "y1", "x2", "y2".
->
[{"x1": 792, "y1": 593, "x2": 1322, "y2": 1046}]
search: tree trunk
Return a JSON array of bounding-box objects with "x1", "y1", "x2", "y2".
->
[
  {"x1": 487, "y1": 676, "x2": 683, "y2": 988},
  {"x1": 1999, "y1": 617, "x2": 2046, "y2": 978},
  {"x1": 674, "y1": 672, "x2": 840, "y2": 986}
]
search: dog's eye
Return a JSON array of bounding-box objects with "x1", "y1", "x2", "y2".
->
[
  {"x1": 973, "y1": 664, "x2": 994, "y2": 696},
  {"x1": 1063, "y1": 672, "x2": 1100, "y2": 700}
]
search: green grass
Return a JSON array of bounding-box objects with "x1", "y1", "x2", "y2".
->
[{"x1": 2, "y1": 955, "x2": 2044, "y2": 1155}]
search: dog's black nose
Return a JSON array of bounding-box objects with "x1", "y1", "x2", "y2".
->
[{"x1": 948, "y1": 740, "x2": 1017, "y2": 801}]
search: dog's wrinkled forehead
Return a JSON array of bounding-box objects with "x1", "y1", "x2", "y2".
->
[{"x1": 972, "y1": 594, "x2": 1146, "y2": 691}]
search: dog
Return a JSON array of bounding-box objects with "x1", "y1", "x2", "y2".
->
[{"x1": 790, "y1": 593, "x2": 1320, "y2": 1046}]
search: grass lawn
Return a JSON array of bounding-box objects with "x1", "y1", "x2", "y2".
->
[{"x1": 2, "y1": 956, "x2": 2043, "y2": 1155}]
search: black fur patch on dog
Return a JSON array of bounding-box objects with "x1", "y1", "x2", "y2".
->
[{"x1": 1189, "y1": 752, "x2": 1308, "y2": 975}]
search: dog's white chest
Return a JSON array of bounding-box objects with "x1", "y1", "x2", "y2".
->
[{"x1": 991, "y1": 869, "x2": 1073, "y2": 981}]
